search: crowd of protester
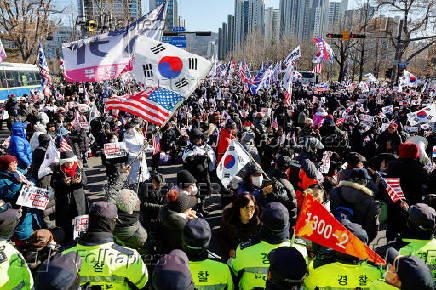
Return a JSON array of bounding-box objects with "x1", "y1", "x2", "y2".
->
[{"x1": 0, "y1": 77, "x2": 435, "y2": 289}]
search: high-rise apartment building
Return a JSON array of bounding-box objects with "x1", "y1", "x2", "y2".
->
[
  {"x1": 265, "y1": 7, "x2": 279, "y2": 41},
  {"x1": 149, "y1": 0, "x2": 178, "y2": 30}
]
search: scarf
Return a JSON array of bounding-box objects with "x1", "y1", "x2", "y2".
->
[{"x1": 61, "y1": 162, "x2": 78, "y2": 178}]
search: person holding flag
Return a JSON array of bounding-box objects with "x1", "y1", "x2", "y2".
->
[{"x1": 383, "y1": 142, "x2": 429, "y2": 242}]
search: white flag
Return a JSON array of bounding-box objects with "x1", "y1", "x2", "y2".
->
[
  {"x1": 132, "y1": 36, "x2": 212, "y2": 96},
  {"x1": 62, "y1": 3, "x2": 166, "y2": 83},
  {"x1": 89, "y1": 103, "x2": 100, "y2": 123},
  {"x1": 216, "y1": 140, "x2": 252, "y2": 187},
  {"x1": 382, "y1": 105, "x2": 393, "y2": 115},
  {"x1": 284, "y1": 46, "x2": 301, "y2": 66},
  {"x1": 38, "y1": 140, "x2": 59, "y2": 179},
  {"x1": 407, "y1": 104, "x2": 436, "y2": 126},
  {"x1": 0, "y1": 39, "x2": 6, "y2": 63}
]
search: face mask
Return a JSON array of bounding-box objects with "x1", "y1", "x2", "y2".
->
[
  {"x1": 128, "y1": 128, "x2": 136, "y2": 135},
  {"x1": 191, "y1": 184, "x2": 198, "y2": 195},
  {"x1": 110, "y1": 138, "x2": 117, "y2": 143},
  {"x1": 252, "y1": 176, "x2": 263, "y2": 188}
]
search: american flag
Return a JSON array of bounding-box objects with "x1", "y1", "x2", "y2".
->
[
  {"x1": 285, "y1": 91, "x2": 292, "y2": 107},
  {"x1": 376, "y1": 172, "x2": 405, "y2": 203},
  {"x1": 105, "y1": 87, "x2": 183, "y2": 126},
  {"x1": 38, "y1": 43, "x2": 52, "y2": 97},
  {"x1": 59, "y1": 136, "x2": 73, "y2": 152},
  {"x1": 152, "y1": 134, "x2": 160, "y2": 155},
  {"x1": 313, "y1": 62, "x2": 323, "y2": 74}
]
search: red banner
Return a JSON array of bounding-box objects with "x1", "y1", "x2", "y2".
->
[{"x1": 295, "y1": 194, "x2": 386, "y2": 265}]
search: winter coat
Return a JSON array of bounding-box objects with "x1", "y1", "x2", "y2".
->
[
  {"x1": 387, "y1": 158, "x2": 429, "y2": 205},
  {"x1": 9, "y1": 122, "x2": 32, "y2": 169},
  {"x1": 158, "y1": 205, "x2": 189, "y2": 253},
  {"x1": 182, "y1": 143, "x2": 215, "y2": 183},
  {"x1": 50, "y1": 165, "x2": 88, "y2": 237},
  {"x1": 29, "y1": 145, "x2": 47, "y2": 180},
  {"x1": 0, "y1": 168, "x2": 25, "y2": 203},
  {"x1": 217, "y1": 128, "x2": 235, "y2": 164},
  {"x1": 218, "y1": 204, "x2": 261, "y2": 260},
  {"x1": 123, "y1": 132, "x2": 150, "y2": 185},
  {"x1": 330, "y1": 180, "x2": 380, "y2": 243},
  {"x1": 376, "y1": 130, "x2": 402, "y2": 154},
  {"x1": 14, "y1": 208, "x2": 43, "y2": 241}
]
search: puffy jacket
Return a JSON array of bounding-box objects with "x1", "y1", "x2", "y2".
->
[
  {"x1": 9, "y1": 122, "x2": 32, "y2": 169},
  {"x1": 217, "y1": 128, "x2": 235, "y2": 164},
  {"x1": 330, "y1": 180, "x2": 380, "y2": 243},
  {"x1": 0, "y1": 168, "x2": 25, "y2": 203}
]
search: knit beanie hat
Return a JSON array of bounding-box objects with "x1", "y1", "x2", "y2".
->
[
  {"x1": 0, "y1": 155, "x2": 17, "y2": 170},
  {"x1": 167, "y1": 190, "x2": 197, "y2": 213},
  {"x1": 399, "y1": 143, "x2": 420, "y2": 159}
]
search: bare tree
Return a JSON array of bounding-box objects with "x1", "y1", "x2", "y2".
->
[
  {"x1": 376, "y1": 0, "x2": 436, "y2": 84},
  {"x1": 0, "y1": 0, "x2": 63, "y2": 63}
]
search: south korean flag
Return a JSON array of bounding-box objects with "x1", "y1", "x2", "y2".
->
[{"x1": 132, "y1": 36, "x2": 212, "y2": 97}]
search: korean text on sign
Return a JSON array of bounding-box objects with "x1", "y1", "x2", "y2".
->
[
  {"x1": 104, "y1": 142, "x2": 127, "y2": 159},
  {"x1": 73, "y1": 214, "x2": 89, "y2": 239},
  {"x1": 16, "y1": 186, "x2": 51, "y2": 210}
]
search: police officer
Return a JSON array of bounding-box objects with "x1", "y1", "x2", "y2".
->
[
  {"x1": 304, "y1": 219, "x2": 383, "y2": 289},
  {"x1": 231, "y1": 202, "x2": 307, "y2": 289},
  {"x1": 266, "y1": 247, "x2": 308, "y2": 290},
  {"x1": 62, "y1": 201, "x2": 148, "y2": 289},
  {"x1": 0, "y1": 200, "x2": 34, "y2": 289},
  {"x1": 152, "y1": 249, "x2": 195, "y2": 290},
  {"x1": 36, "y1": 252, "x2": 82, "y2": 290},
  {"x1": 370, "y1": 247, "x2": 434, "y2": 290},
  {"x1": 182, "y1": 218, "x2": 233, "y2": 289},
  {"x1": 398, "y1": 203, "x2": 436, "y2": 281}
]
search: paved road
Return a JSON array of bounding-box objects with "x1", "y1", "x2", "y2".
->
[{"x1": 0, "y1": 126, "x2": 386, "y2": 255}]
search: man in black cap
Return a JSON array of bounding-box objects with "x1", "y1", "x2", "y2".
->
[
  {"x1": 0, "y1": 200, "x2": 34, "y2": 289},
  {"x1": 181, "y1": 218, "x2": 233, "y2": 289},
  {"x1": 152, "y1": 249, "x2": 195, "y2": 289},
  {"x1": 231, "y1": 202, "x2": 307, "y2": 289},
  {"x1": 175, "y1": 169, "x2": 200, "y2": 200},
  {"x1": 36, "y1": 252, "x2": 82, "y2": 290},
  {"x1": 305, "y1": 219, "x2": 383, "y2": 289},
  {"x1": 266, "y1": 247, "x2": 308, "y2": 290},
  {"x1": 369, "y1": 247, "x2": 434, "y2": 289},
  {"x1": 62, "y1": 201, "x2": 148, "y2": 289},
  {"x1": 398, "y1": 203, "x2": 436, "y2": 281}
]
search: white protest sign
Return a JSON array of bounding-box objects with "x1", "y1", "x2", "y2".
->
[
  {"x1": 77, "y1": 104, "x2": 90, "y2": 112},
  {"x1": 104, "y1": 142, "x2": 127, "y2": 159},
  {"x1": 80, "y1": 121, "x2": 89, "y2": 129},
  {"x1": 16, "y1": 186, "x2": 51, "y2": 210},
  {"x1": 319, "y1": 151, "x2": 333, "y2": 174},
  {"x1": 73, "y1": 214, "x2": 89, "y2": 239}
]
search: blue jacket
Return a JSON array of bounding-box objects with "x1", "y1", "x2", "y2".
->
[
  {"x1": 0, "y1": 168, "x2": 24, "y2": 203},
  {"x1": 9, "y1": 122, "x2": 32, "y2": 169}
]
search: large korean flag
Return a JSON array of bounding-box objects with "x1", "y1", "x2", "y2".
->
[
  {"x1": 132, "y1": 36, "x2": 212, "y2": 97},
  {"x1": 216, "y1": 140, "x2": 252, "y2": 187}
]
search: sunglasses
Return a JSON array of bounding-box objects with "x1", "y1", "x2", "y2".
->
[{"x1": 242, "y1": 205, "x2": 255, "y2": 211}]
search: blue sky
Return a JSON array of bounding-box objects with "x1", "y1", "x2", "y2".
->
[{"x1": 175, "y1": 0, "x2": 358, "y2": 33}]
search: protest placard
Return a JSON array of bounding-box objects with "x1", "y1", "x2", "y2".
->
[
  {"x1": 104, "y1": 142, "x2": 127, "y2": 159},
  {"x1": 16, "y1": 186, "x2": 51, "y2": 210},
  {"x1": 73, "y1": 214, "x2": 89, "y2": 240}
]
